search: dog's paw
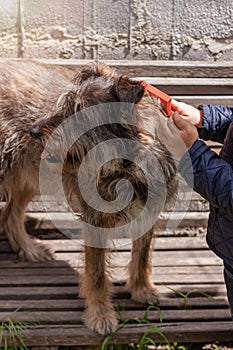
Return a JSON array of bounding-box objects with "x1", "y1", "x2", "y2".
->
[
  {"x1": 130, "y1": 286, "x2": 159, "y2": 305},
  {"x1": 18, "y1": 239, "x2": 54, "y2": 262},
  {"x1": 85, "y1": 306, "x2": 118, "y2": 335}
]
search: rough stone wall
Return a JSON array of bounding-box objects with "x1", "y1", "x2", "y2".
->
[{"x1": 1, "y1": 0, "x2": 233, "y2": 60}]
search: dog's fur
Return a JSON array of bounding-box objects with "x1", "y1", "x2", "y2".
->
[{"x1": 0, "y1": 60, "x2": 177, "y2": 334}]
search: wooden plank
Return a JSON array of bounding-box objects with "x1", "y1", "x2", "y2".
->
[
  {"x1": 0, "y1": 297, "x2": 228, "y2": 311},
  {"x1": 0, "y1": 275, "x2": 77, "y2": 286},
  {"x1": 0, "y1": 236, "x2": 210, "y2": 253},
  {"x1": 157, "y1": 211, "x2": 208, "y2": 228},
  {"x1": 0, "y1": 286, "x2": 78, "y2": 299},
  {"x1": 0, "y1": 284, "x2": 226, "y2": 299},
  {"x1": 116, "y1": 250, "x2": 221, "y2": 267},
  {"x1": 0, "y1": 249, "x2": 221, "y2": 267},
  {"x1": 112, "y1": 271, "x2": 224, "y2": 284},
  {"x1": 174, "y1": 95, "x2": 233, "y2": 107},
  {"x1": 0, "y1": 308, "x2": 230, "y2": 325},
  {"x1": 30, "y1": 190, "x2": 204, "y2": 202},
  {"x1": 45, "y1": 236, "x2": 211, "y2": 251},
  {"x1": 51, "y1": 250, "x2": 221, "y2": 267},
  {"x1": 142, "y1": 77, "x2": 233, "y2": 95},
  {"x1": 40, "y1": 59, "x2": 233, "y2": 78},
  {"x1": 1, "y1": 59, "x2": 232, "y2": 78},
  {"x1": 4, "y1": 198, "x2": 211, "y2": 213},
  {"x1": 24, "y1": 211, "x2": 209, "y2": 230},
  {"x1": 27, "y1": 201, "x2": 69, "y2": 212},
  {"x1": 0, "y1": 190, "x2": 209, "y2": 215},
  {"x1": 0, "y1": 265, "x2": 223, "y2": 277},
  {"x1": 143, "y1": 77, "x2": 233, "y2": 86},
  {"x1": 0, "y1": 251, "x2": 221, "y2": 268},
  {"x1": 2, "y1": 322, "x2": 233, "y2": 346},
  {"x1": 152, "y1": 284, "x2": 227, "y2": 297},
  {"x1": 25, "y1": 201, "x2": 211, "y2": 213},
  {"x1": 0, "y1": 271, "x2": 223, "y2": 285},
  {"x1": 119, "y1": 309, "x2": 231, "y2": 322},
  {"x1": 26, "y1": 200, "x2": 210, "y2": 214},
  {"x1": 0, "y1": 259, "x2": 71, "y2": 268},
  {"x1": 25, "y1": 212, "x2": 83, "y2": 230},
  {"x1": 117, "y1": 297, "x2": 229, "y2": 310},
  {"x1": 0, "y1": 267, "x2": 76, "y2": 275}
]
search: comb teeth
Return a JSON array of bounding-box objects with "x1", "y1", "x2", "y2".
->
[{"x1": 141, "y1": 81, "x2": 173, "y2": 117}]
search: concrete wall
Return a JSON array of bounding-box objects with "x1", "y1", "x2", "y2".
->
[{"x1": 1, "y1": 0, "x2": 233, "y2": 61}]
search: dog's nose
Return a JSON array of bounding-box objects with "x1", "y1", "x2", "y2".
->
[{"x1": 30, "y1": 125, "x2": 42, "y2": 139}]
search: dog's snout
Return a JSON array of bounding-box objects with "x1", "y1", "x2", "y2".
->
[{"x1": 30, "y1": 125, "x2": 42, "y2": 139}]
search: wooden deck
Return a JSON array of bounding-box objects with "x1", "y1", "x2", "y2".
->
[
  {"x1": 0, "y1": 59, "x2": 233, "y2": 348},
  {"x1": 0, "y1": 232, "x2": 233, "y2": 348}
]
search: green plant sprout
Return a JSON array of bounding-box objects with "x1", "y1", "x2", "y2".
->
[
  {"x1": 162, "y1": 285, "x2": 211, "y2": 309},
  {"x1": 0, "y1": 318, "x2": 30, "y2": 350},
  {"x1": 100, "y1": 286, "x2": 214, "y2": 350},
  {"x1": 101, "y1": 305, "x2": 168, "y2": 350},
  {"x1": 0, "y1": 307, "x2": 38, "y2": 350}
]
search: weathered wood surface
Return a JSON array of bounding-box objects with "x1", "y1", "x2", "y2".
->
[
  {"x1": 0, "y1": 236, "x2": 232, "y2": 347},
  {"x1": 23, "y1": 211, "x2": 210, "y2": 232},
  {"x1": 0, "y1": 59, "x2": 231, "y2": 346},
  {"x1": 3, "y1": 323, "x2": 233, "y2": 347},
  {"x1": 141, "y1": 77, "x2": 233, "y2": 94},
  {"x1": 37, "y1": 59, "x2": 233, "y2": 78},
  {"x1": 0, "y1": 58, "x2": 231, "y2": 98},
  {"x1": 1, "y1": 59, "x2": 232, "y2": 78}
]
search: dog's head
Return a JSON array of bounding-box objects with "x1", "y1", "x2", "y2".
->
[{"x1": 30, "y1": 62, "x2": 146, "y2": 163}]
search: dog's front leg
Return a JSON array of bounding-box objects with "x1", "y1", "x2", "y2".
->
[
  {"x1": 79, "y1": 245, "x2": 118, "y2": 334},
  {"x1": 127, "y1": 228, "x2": 158, "y2": 304}
]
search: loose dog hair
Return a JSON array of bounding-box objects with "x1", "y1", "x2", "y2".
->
[{"x1": 0, "y1": 60, "x2": 178, "y2": 334}]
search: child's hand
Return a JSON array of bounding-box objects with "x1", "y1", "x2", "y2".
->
[
  {"x1": 171, "y1": 99, "x2": 202, "y2": 127},
  {"x1": 158, "y1": 112, "x2": 199, "y2": 160}
]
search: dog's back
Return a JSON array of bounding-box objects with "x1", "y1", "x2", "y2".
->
[
  {"x1": 0, "y1": 60, "x2": 74, "y2": 123},
  {"x1": 0, "y1": 60, "x2": 74, "y2": 179},
  {"x1": 0, "y1": 61, "x2": 75, "y2": 261}
]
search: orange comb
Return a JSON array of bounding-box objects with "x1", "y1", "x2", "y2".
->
[{"x1": 141, "y1": 81, "x2": 174, "y2": 117}]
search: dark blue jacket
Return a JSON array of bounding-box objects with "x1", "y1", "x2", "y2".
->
[{"x1": 179, "y1": 105, "x2": 233, "y2": 264}]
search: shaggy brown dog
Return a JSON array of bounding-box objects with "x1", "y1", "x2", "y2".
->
[{"x1": 0, "y1": 60, "x2": 177, "y2": 334}]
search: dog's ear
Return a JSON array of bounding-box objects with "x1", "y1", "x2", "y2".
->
[
  {"x1": 75, "y1": 62, "x2": 116, "y2": 84},
  {"x1": 113, "y1": 77, "x2": 145, "y2": 104}
]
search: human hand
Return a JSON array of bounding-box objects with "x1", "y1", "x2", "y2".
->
[
  {"x1": 158, "y1": 112, "x2": 199, "y2": 160},
  {"x1": 171, "y1": 99, "x2": 202, "y2": 127}
]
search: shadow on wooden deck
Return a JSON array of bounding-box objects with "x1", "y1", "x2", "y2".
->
[{"x1": 0, "y1": 233, "x2": 232, "y2": 348}]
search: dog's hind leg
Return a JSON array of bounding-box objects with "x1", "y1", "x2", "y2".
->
[
  {"x1": 127, "y1": 229, "x2": 158, "y2": 304},
  {"x1": 79, "y1": 244, "x2": 118, "y2": 334},
  {"x1": 0, "y1": 187, "x2": 53, "y2": 262}
]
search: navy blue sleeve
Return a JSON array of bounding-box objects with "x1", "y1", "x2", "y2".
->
[
  {"x1": 178, "y1": 139, "x2": 233, "y2": 216},
  {"x1": 198, "y1": 105, "x2": 233, "y2": 143}
]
